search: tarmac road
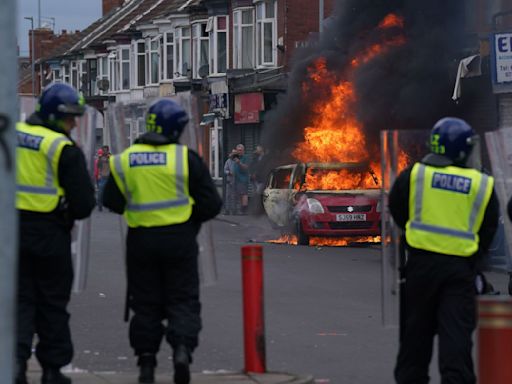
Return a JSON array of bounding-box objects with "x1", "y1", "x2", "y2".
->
[{"x1": 60, "y1": 211, "x2": 511, "y2": 383}]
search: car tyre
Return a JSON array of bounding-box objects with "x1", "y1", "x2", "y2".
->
[{"x1": 296, "y1": 219, "x2": 310, "y2": 246}]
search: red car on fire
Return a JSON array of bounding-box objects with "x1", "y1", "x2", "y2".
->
[{"x1": 262, "y1": 162, "x2": 381, "y2": 245}]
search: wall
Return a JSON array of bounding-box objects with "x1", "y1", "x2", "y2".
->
[{"x1": 278, "y1": 0, "x2": 335, "y2": 67}]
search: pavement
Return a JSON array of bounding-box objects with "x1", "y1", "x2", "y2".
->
[
  {"x1": 25, "y1": 358, "x2": 313, "y2": 384},
  {"x1": 24, "y1": 212, "x2": 313, "y2": 384}
]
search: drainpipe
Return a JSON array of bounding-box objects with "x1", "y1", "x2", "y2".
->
[{"x1": 0, "y1": 0, "x2": 19, "y2": 383}]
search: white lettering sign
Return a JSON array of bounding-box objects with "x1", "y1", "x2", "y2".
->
[{"x1": 495, "y1": 33, "x2": 512, "y2": 84}]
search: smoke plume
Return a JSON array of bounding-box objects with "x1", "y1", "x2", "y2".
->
[{"x1": 262, "y1": 0, "x2": 467, "y2": 162}]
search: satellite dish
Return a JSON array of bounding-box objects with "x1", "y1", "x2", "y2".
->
[
  {"x1": 198, "y1": 64, "x2": 209, "y2": 79},
  {"x1": 96, "y1": 79, "x2": 109, "y2": 91}
]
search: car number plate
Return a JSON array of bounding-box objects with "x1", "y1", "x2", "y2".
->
[{"x1": 336, "y1": 213, "x2": 366, "y2": 221}]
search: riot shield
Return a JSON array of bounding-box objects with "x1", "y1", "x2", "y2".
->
[
  {"x1": 105, "y1": 96, "x2": 217, "y2": 286},
  {"x1": 380, "y1": 129, "x2": 430, "y2": 327},
  {"x1": 70, "y1": 106, "x2": 99, "y2": 293},
  {"x1": 173, "y1": 92, "x2": 218, "y2": 286},
  {"x1": 484, "y1": 129, "x2": 512, "y2": 274}
]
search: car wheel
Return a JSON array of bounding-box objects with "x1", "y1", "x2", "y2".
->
[{"x1": 296, "y1": 220, "x2": 309, "y2": 246}]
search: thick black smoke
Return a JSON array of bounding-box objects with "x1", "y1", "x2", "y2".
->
[{"x1": 262, "y1": 0, "x2": 467, "y2": 162}]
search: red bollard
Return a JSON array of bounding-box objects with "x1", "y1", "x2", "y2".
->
[
  {"x1": 478, "y1": 296, "x2": 512, "y2": 384},
  {"x1": 241, "y1": 245, "x2": 266, "y2": 373}
]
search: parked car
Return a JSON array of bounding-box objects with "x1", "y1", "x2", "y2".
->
[{"x1": 262, "y1": 162, "x2": 381, "y2": 245}]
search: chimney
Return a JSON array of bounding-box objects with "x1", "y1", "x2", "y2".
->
[{"x1": 103, "y1": 0, "x2": 124, "y2": 16}]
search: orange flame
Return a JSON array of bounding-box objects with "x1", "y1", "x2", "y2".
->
[
  {"x1": 266, "y1": 236, "x2": 381, "y2": 247},
  {"x1": 293, "y1": 13, "x2": 408, "y2": 191}
]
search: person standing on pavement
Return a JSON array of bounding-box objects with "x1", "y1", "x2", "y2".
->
[
  {"x1": 15, "y1": 83, "x2": 95, "y2": 384},
  {"x1": 223, "y1": 149, "x2": 238, "y2": 215},
  {"x1": 103, "y1": 98, "x2": 222, "y2": 384},
  {"x1": 389, "y1": 117, "x2": 499, "y2": 384},
  {"x1": 96, "y1": 145, "x2": 111, "y2": 211},
  {"x1": 233, "y1": 143, "x2": 250, "y2": 215}
]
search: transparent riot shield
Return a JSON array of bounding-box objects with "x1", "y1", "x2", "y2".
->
[
  {"x1": 70, "y1": 106, "x2": 99, "y2": 293},
  {"x1": 484, "y1": 129, "x2": 512, "y2": 275},
  {"x1": 105, "y1": 96, "x2": 217, "y2": 286},
  {"x1": 174, "y1": 92, "x2": 218, "y2": 286},
  {"x1": 380, "y1": 129, "x2": 430, "y2": 327}
]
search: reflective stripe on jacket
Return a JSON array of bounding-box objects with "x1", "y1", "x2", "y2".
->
[
  {"x1": 110, "y1": 143, "x2": 194, "y2": 228},
  {"x1": 16, "y1": 122, "x2": 72, "y2": 212},
  {"x1": 405, "y1": 163, "x2": 494, "y2": 257}
]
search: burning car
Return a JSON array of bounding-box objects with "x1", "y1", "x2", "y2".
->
[{"x1": 262, "y1": 162, "x2": 381, "y2": 245}]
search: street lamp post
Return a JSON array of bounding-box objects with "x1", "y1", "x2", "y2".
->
[
  {"x1": 24, "y1": 17, "x2": 35, "y2": 97},
  {"x1": 0, "y1": 0, "x2": 19, "y2": 382}
]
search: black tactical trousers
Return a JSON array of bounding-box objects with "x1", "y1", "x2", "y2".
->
[
  {"x1": 126, "y1": 225, "x2": 201, "y2": 356},
  {"x1": 395, "y1": 252, "x2": 477, "y2": 384},
  {"x1": 17, "y1": 220, "x2": 73, "y2": 368}
]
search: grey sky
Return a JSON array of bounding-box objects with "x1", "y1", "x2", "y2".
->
[{"x1": 18, "y1": 0, "x2": 102, "y2": 56}]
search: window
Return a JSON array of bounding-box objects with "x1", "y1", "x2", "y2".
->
[
  {"x1": 192, "y1": 22, "x2": 209, "y2": 78},
  {"x1": 97, "y1": 55, "x2": 108, "y2": 94},
  {"x1": 256, "y1": 0, "x2": 277, "y2": 67},
  {"x1": 62, "y1": 63, "x2": 70, "y2": 84},
  {"x1": 163, "y1": 32, "x2": 174, "y2": 80},
  {"x1": 87, "y1": 59, "x2": 97, "y2": 96},
  {"x1": 135, "y1": 41, "x2": 146, "y2": 87},
  {"x1": 148, "y1": 38, "x2": 160, "y2": 85},
  {"x1": 70, "y1": 61, "x2": 79, "y2": 89},
  {"x1": 209, "y1": 16, "x2": 228, "y2": 74},
  {"x1": 120, "y1": 47, "x2": 130, "y2": 90},
  {"x1": 108, "y1": 51, "x2": 118, "y2": 91},
  {"x1": 233, "y1": 9, "x2": 255, "y2": 69},
  {"x1": 210, "y1": 118, "x2": 223, "y2": 179},
  {"x1": 52, "y1": 68, "x2": 61, "y2": 82},
  {"x1": 175, "y1": 27, "x2": 191, "y2": 78}
]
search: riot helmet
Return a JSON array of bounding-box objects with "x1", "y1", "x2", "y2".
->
[
  {"x1": 146, "y1": 99, "x2": 189, "y2": 141},
  {"x1": 430, "y1": 117, "x2": 475, "y2": 165},
  {"x1": 37, "y1": 83, "x2": 86, "y2": 129}
]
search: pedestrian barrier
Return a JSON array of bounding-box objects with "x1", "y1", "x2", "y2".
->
[
  {"x1": 241, "y1": 245, "x2": 266, "y2": 373},
  {"x1": 478, "y1": 296, "x2": 512, "y2": 384}
]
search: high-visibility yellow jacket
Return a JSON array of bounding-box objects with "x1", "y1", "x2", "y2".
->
[
  {"x1": 16, "y1": 122, "x2": 72, "y2": 212},
  {"x1": 109, "y1": 143, "x2": 194, "y2": 228},
  {"x1": 406, "y1": 163, "x2": 494, "y2": 257}
]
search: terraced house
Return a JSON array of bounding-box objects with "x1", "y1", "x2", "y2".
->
[{"x1": 19, "y1": 0, "x2": 334, "y2": 184}]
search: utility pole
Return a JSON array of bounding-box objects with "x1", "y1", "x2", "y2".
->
[
  {"x1": 0, "y1": 0, "x2": 19, "y2": 382},
  {"x1": 25, "y1": 16, "x2": 35, "y2": 97},
  {"x1": 38, "y1": 0, "x2": 41, "y2": 28}
]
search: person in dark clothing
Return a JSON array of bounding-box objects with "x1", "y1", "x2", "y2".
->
[
  {"x1": 103, "y1": 98, "x2": 222, "y2": 384},
  {"x1": 389, "y1": 117, "x2": 499, "y2": 384},
  {"x1": 16, "y1": 83, "x2": 96, "y2": 384}
]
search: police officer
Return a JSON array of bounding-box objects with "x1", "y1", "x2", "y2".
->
[
  {"x1": 16, "y1": 83, "x2": 96, "y2": 384},
  {"x1": 389, "y1": 117, "x2": 499, "y2": 384},
  {"x1": 103, "y1": 99, "x2": 222, "y2": 384}
]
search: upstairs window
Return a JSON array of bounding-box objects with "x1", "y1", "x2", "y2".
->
[
  {"x1": 97, "y1": 56, "x2": 108, "y2": 94},
  {"x1": 148, "y1": 38, "x2": 160, "y2": 85},
  {"x1": 209, "y1": 16, "x2": 228, "y2": 75},
  {"x1": 108, "y1": 51, "x2": 118, "y2": 91},
  {"x1": 135, "y1": 41, "x2": 146, "y2": 87},
  {"x1": 87, "y1": 59, "x2": 97, "y2": 95},
  {"x1": 62, "y1": 63, "x2": 70, "y2": 84},
  {"x1": 193, "y1": 22, "x2": 209, "y2": 78},
  {"x1": 256, "y1": 0, "x2": 277, "y2": 67},
  {"x1": 175, "y1": 27, "x2": 191, "y2": 78},
  {"x1": 233, "y1": 8, "x2": 255, "y2": 69},
  {"x1": 70, "y1": 61, "x2": 79, "y2": 89},
  {"x1": 163, "y1": 32, "x2": 174, "y2": 80},
  {"x1": 120, "y1": 47, "x2": 130, "y2": 90}
]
